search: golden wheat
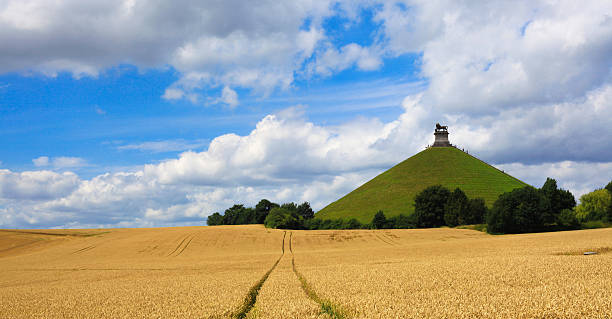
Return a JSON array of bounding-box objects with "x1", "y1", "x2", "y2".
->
[{"x1": 1, "y1": 226, "x2": 611, "y2": 318}]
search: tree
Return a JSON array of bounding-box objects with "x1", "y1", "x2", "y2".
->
[
  {"x1": 414, "y1": 185, "x2": 451, "y2": 228},
  {"x1": 556, "y1": 209, "x2": 580, "y2": 230},
  {"x1": 465, "y1": 198, "x2": 487, "y2": 224},
  {"x1": 255, "y1": 199, "x2": 279, "y2": 224},
  {"x1": 372, "y1": 210, "x2": 387, "y2": 229},
  {"x1": 222, "y1": 204, "x2": 246, "y2": 225},
  {"x1": 207, "y1": 212, "x2": 224, "y2": 226},
  {"x1": 445, "y1": 188, "x2": 469, "y2": 227},
  {"x1": 296, "y1": 202, "x2": 315, "y2": 220},
  {"x1": 487, "y1": 186, "x2": 551, "y2": 234},
  {"x1": 575, "y1": 189, "x2": 612, "y2": 222},
  {"x1": 606, "y1": 181, "x2": 612, "y2": 194},
  {"x1": 264, "y1": 207, "x2": 303, "y2": 229},
  {"x1": 540, "y1": 178, "x2": 576, "y2": 223}
]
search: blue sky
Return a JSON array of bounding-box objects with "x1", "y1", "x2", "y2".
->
[{"x1": 0, "y1": 1, "x2": 611, "y2": 228}]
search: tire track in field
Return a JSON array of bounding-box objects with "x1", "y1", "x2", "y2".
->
[
  {"x1": 72, "y1": 245, "x2": 96, "y2": 254},
  {"x1": 167, "y1": 233, "x2": 195, "y2": 257},
  {"x1": 289, "y1": 232, "x2": 352, "y2": 319},
  {"x1": 374, "y1": 232, "x2": 396, "y2": 246},
  {"x1": 232, "y1": 231, "x2": 286, "y2": 319}
]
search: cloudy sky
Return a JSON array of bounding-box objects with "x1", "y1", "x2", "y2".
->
[{"x1": 1, "y1": 0, "x2": 611, "y2": 229}]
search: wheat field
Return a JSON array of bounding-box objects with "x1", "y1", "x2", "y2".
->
[{"x1": 1, "y1": 225, "x2": 611, "y2": 318}]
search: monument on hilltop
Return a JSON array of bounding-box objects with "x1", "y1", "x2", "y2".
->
[{"x1": 432, "y1": 123, "x2": 452, "y2": 147}]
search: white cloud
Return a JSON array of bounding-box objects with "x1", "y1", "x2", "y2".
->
[
  {"x1": 219, "y1": 86, "x2": 238, "y2": 108},
  {"x1": 309, "y1": 43, "x2": 383, "y2": 76},
  {"x1": 0, "y1": 169, "x2": 80, "y2": 200},
  {"x1": 1, "y1": 1, "x2": 611, "y2": 229},
  {"x1": 117, "y1": 139, "x2": 208, "y2": 153},
  {"x1": 162, "y1": 88, "x2": 184, "y2": 100},
  {"x1": 374, "y1": 0, "x2": 612, "y2": 114},
  {"x1": 0, "y1": 0, "x2": 344, "y2": 106},
  {"x1": 32, "y1": 156, "x2": 49, "y2": 167},
  {"x1": 32, "y1": 156, "x2": 87, "y2": 169}
]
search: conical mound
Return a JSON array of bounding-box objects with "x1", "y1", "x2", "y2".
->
[{"x1": 316, "y1": 147, "x2": 528, "y2": 223}]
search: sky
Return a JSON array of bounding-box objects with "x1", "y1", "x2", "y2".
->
[{"x1": 1, "y1": 0, "x2": 611, "y2": 229}]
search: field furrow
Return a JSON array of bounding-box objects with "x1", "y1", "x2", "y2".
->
[{"x1": 248, "y1": 232, "x2": 329, "y2": 319}]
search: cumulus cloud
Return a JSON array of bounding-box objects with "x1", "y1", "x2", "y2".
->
[
  {"x1": 375, "y1": 0, "x2": 612, "y2": 114},
  {"x1": 1, "y1": 1, "x2": 611, "y2": 229},
  {"x1": 0, "y1": 170, "x2": 80, "y2": 201}
]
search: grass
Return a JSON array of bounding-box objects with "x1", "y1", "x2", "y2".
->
[{"x1": 316, "y1": 147, "x2": 528, "y2": 223}]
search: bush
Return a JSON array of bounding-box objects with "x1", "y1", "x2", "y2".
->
[
  {"x1": 387, "y1": 214, "x2": 417, "y2": 229},
  {"x1": 371, "y1": 211, "x2": 387, "y2": 229},
  {"x1": 487, "y1": 186, "x2": 551, "y2": 234},
  {"x1": 414, "y1": 185, "x2": 451, "y2": 228},
  {"x1": 343, "y1": 218, "x2": 363, "y2": 229},
  {"x1": 575, "y1": 189, "x2": 612, "y2": 222}
]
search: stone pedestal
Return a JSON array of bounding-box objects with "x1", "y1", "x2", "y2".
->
[{"x1": 432, "y1": 130, "x2": 451, "y2": 147}]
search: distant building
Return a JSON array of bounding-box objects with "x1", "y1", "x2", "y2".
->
[{"x1": 432, "y1": 123, "x2": 452, "y2": 147}]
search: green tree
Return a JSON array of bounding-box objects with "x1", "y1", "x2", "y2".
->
[
  {"x1": 372, "y1": 210, "x2": 387, "y2": 229},
  {"x1": 222, "y1": 204, "x2": 246, "y2": 225},
  {"x1": 445, "y1": 188, "x2": 469, "y2": 226},
  {"x1": 487, "y1": 186, "x2": 551, "y2": 234},
  {"x1": 605, "y1": 181, "x2": 612, "y2": 194},
  {"x1": 414, "y1": 185, "x2": 451, "y2": 228},
  {"x1": 264, "y1": 207, "x2": 303, "y2": 229},
  {"x1": 464, "y1": 198, "x2": 487, "y2": 224},
  {"x1": 255, "y1": 199, "x2": 279, "y2": 224},
  {"x1": 296, "y1": 202, "x2": 315, "y2": 220},
  {"x1": 540, "y1": 178, "x2": 576, "y2": 223},
  {"x1": 556, "y1": 208, "x2": 580, "y2": 230},
  {"x1": 575, "y1": 189, "x2": 612, "y2": 222},
  {"x1": 206, "y1": 212, "x2": 224, "y2": 226}
]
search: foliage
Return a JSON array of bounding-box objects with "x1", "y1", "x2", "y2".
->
[
  {"x1": 255, "y1": 199, "x2": 279, "y2": 224},
  {"x1": 387, "y1": 214, "x2": 417, "y2": 229},
  {"x1": 540, "y1": 178, "x2": 576, "y2": 223},
  {"x1": 264, "y1": 207, "x2": 303, "y2": 229},
  {"x1": 444, "y1": 188, "x2": 469, "y2": 227},
  {"x1": 465, "y1": 198, "x2": 487, "y2": 224},
  {"x1": 206, "y1": 212, "x2": 224, "y2": 226},
  {"x1": 486, "y1": 186, "x2": 551, "y2": 234},
  {"x1": 606, "y1": 181, "x2": 612, "y2": 194},
  {"x1": 371, "y1": 211, "x2": 387, "y2": 229},
  {"x1": 297, "y1": 202, "x2": 315, "y2": 220},
  {"x1": 556, "y1": 209, "x2": 580, "y2": 230},
  {"x1": 414, "y1": 185, "x2": 451, "y2": 228},
  {"x1": 575, "y1": 189, "x2": 612, "y2": 222}
]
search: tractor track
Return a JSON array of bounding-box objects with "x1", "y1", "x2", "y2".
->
[
  {"x1": 167, "y1": 234, "x2": 195, "y2": 257},
  {"x1": 232, "y1": 231, "x2": 286, "y2": 319},
  {"x1": 289, "y1": 232, "x2": 351, "y2": 319}
]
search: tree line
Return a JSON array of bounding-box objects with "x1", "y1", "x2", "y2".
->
[{"x1": 207, "y1": 179, "x2": 612, "y2": 234}]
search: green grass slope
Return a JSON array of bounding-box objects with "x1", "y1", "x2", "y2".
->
[{"x1": 316, "y1": 147, "x2": 528, "y2": 223}]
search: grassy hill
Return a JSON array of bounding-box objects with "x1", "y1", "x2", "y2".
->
[{"x1": 316, "y1": 147, "x2": 528, "y2": 223}]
